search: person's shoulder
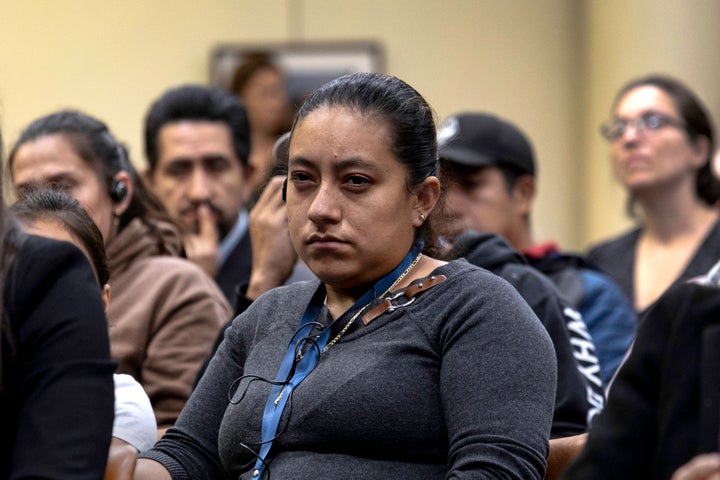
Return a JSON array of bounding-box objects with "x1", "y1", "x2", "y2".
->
[
  {"x1": 587, "y1": 228, "x2": 640, "y2": 259},
  {"x1": 123, "y1": 255, "x2": 231, "y2": 311},
  {"x1": 228, "y1": 280, "x2": 322, "y2": 335},
  {"x1": 439, "y1": 257, "x2": 496, "y2": 280},
  {"x1": 8, "y1": 234, "x2": 107, "y2": 333},
  {"x1": 484, "y1": 255, "x2": 559, "y2": 298},
  {"x1": 427, "y1": 260, "x2": 553, "y2": 346},
  {"x1": 112, "y1": 373, "x2": 157, "y2": 452},
  {"x1": 638, "y1": 280, "x2": 720, "y2": 342},
  {"x1": 436, "y1": 258, "x2": 537, "y2": 304},
  {"x1": 660, "y1": 279, "x2": 720, "y2": 308},
  {"x1": 638, "y1": 280, "x2": 720, "y2": 326},
  {"x1": 113, "y1": 373, "x2": 154, "y2": 413},
  {"x1": 131, "y1": 254, "x2": 221, "y2": 287},
  {"x1": 20, "y1": 233, "x2": 84, "y2": 262},
  {"x1": 14, "y1": 234, "x2": 94, "y2": 287}
]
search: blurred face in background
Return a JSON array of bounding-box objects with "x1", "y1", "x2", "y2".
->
[
  {"x1": 441, "y1": 163, "x2": 530, "y2": 242},
  {"x1": 608, "y1": 86, "x2": 707, "y2": 197},
  {"x1": 239, "y1": 65, "x2": 291, "y2": 137},
  {"x1": 239, "y1": 65, "x2": 292, "y2": 196},
  {"x1": 148, "y1": 120, "x2": 247, "y2": 238},
  {"x1": 11, "y1": 134, "x2": 118, "y2": 242}
]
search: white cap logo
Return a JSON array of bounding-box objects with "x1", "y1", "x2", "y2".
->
[{"x1": 437, "y1": 116, "x2": 459, "y2": 147}]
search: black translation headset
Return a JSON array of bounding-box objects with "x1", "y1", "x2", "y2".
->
[
  {"x1": 110, "y1": 179, "x2": 128, "y2": 202},
  {"x1": 104, "y1": 131, "x2": 129, "y2": 203},
  {"x1": 282, "y1": 178, "x2": 287, "y2": 202}
]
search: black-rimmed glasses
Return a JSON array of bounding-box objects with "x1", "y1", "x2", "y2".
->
[{"x1": 600, "y1": 111, "x2": 686, "y2": 142}]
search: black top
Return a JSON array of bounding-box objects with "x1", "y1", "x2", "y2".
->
[
  {"x1": 563, "y1": 280, "x2": 720, "y2": 479},
  {"x1": 1, "y1": 234, "x2": 116, "y2": 479},
  {"x1": 587, "y1": 220, "x2": 720, "y2": 317}
]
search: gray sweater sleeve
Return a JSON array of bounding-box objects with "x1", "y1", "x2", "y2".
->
[{"x1": 429, "y1": 263, "x2": 556, "y2": 478}]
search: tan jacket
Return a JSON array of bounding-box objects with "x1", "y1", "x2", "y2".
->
[{"x1": 106, "y1": 218, "x2": 231, "y2": 428}]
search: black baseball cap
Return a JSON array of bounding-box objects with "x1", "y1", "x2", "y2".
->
[{"x1": 438, "y1": 112, "x2": 536, "y2": 176}]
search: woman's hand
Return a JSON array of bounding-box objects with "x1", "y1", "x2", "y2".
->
[{"x1": 246, "y1": 176, "x2": 298, "y2": 300}]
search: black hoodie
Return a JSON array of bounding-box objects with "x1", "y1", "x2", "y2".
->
[{"x1": 451, "y1": 231, "x2": 605, "y2": 437}]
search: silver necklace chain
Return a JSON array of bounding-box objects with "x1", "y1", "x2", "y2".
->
[{"x1": 320, "y1": 252, "x2": 423, "y2": 355}]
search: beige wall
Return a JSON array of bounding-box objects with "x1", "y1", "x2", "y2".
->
[{"x1": 0, "y1": 0, "x2": 717, "y2": 250}]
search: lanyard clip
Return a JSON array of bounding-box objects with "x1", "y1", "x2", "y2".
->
[{"x1": 362, "y1": 274, "x2": 446, "y2": 325}]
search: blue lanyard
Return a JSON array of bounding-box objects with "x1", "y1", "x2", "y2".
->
[{"x1": 251, "y1": 244, "x2": 421, "y2": 478}]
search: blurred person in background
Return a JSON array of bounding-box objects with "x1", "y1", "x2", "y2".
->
[
  {"x1": 144, "y1": 85, "x2": 253, "y2": 304},
  {"x1": 0, "y1": 120, "x2": 115, "y2": 479},
  {"x1": 8, "y1": 110, "x2": 230, "y2": 432},
  {"x1": 438, "y1": 111, "x2": 635, "y2": 385},
  {"x1": 588, "y1": 74, "x2": 720, "y2": 318},
  {"x1": 11, "y1": 188, "x2": 157, "y2": 454},
  {"x1": 230, "y1": 52, "x2": 293, "y2": 203}
]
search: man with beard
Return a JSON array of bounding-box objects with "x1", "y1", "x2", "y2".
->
[{"x1": 144, "y1": 85, "x2": 300, "y2": 311}]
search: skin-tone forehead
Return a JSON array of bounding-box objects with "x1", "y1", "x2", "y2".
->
[
  {"x1": 290, "y1": 106, "x2": 393, "y2": 161},
  {"x1": 12, "y1": 134, "x2": 100, "y2": 183},
  {"x1": 157, "y1": 120, "x2": 236, "y2": 154},
  {"x1": 614, "y1": 85, "x2": 679, "y2": 116}
]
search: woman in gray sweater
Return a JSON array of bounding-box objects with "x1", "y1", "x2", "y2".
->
[{"x1": 135, "y1": 72, "x2": 557, "y2": 479}]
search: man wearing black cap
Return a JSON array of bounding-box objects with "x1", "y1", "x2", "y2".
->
[{"x1": 438, "y1": 112, "x2": 637, "y2": 387}]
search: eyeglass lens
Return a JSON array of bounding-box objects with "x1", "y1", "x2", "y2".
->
[{"x1": 601, "y1": 111, "x2": 684, "y2": 142}]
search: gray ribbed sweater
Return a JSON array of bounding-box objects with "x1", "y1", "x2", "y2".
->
[{"x1": 141, "y1": 259, "x2": 556, "y2": 479}]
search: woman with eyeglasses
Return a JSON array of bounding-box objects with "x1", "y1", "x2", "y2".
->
[
  {"x1": 132, "y1": 72, "x2": 557, "y2": 479},
  {"x1": 587, "y1": 74, "x2": 720, "y2": 318}
]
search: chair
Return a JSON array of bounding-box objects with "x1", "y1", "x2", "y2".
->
[
  {"x1": 545, "y1": 433, "x2": 587, "y2": 480},
  {"x1": 104, "y1": 438, "x2": 138, "y2": 480}
]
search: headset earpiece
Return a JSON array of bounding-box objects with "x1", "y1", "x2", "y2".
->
[
  {"x1": 282, "y1": 178, "x2": 287, "y2": 202},
  {"x1": 110, "y1": 180, "x2": 128, "y2": 202}
]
